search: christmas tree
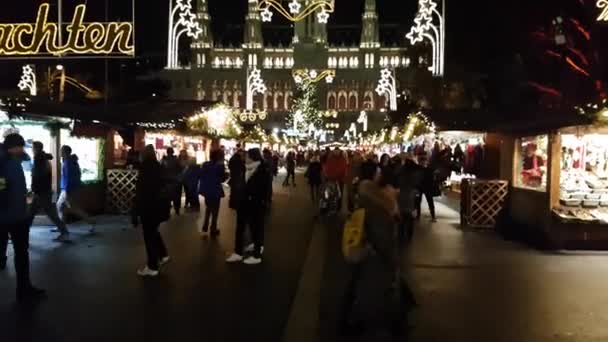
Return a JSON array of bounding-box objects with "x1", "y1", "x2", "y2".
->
[{"x1": 286, "y1": 82, "x2": 323, "y2": 137}]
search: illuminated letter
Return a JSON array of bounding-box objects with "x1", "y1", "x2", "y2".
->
[
  {"x1": 31, "y1": 4, "x2": 60, "y2": 54},
  {"x1": 104, "y1": 22, "x2": 134, "y2": 55},
  {"x1": 0, "y1": 25, "x2": 14, "y2": 54},
  {"x1": 83, "y1": 23, "x2": 106, "y2": 51},
  {"x1": 65, "y1": 4, "x2": 86, "y2": 53}
]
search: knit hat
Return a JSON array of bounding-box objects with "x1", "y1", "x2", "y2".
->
[{"x1": 3, "y1": 133, "x2": 25, "y2": 149}]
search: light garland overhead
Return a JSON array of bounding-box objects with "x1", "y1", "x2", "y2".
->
[
  {"x1": 406, "y1": 0, "x2": 445, "y2": 77},
  {"x1": 257, "y1": 0, "x2": 334, "y2": 24},
  {"x1": 17, "y1": 65, "x2": 36, "y2": 96},
  {"x1": 293, "y1": 69, "x2": 335, "y2": 85},
  {"x1": 375, "y1": 68, "x2": 397, "y2": 111},
  {"x1": 320, "y1": 110, "x2": 338, "y2": 119},
  {"x1": 167, "y1": 0, "x2": 203, "y2": 69},
  {"x1": 188, "y1": 104, "x2": 242, "y2": 138}
]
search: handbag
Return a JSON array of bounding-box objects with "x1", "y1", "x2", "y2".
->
[{"x1": 342, "y1": 208, "x2": 369, "y2": 263}]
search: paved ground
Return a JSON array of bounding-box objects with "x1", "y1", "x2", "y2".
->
[
  {"x1": 6, "y1": 176, "x2": 608, "y2": 342},
  {"x1": 0, "y1": 173, "x2": 315, "y2": 342},
  {"x1": 318, "y1": 199, "x2": 608, "y2": 342}
]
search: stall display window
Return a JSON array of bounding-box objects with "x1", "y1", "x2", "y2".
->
[
  {"x1": 60, "y1": 129, "x2": 101, "y2": 183},
  {"x1": 515, "y1": 135, "x2": 548, "y2": 191},
  {"x1": 1, "y1": 122, "x2": 52, "y2": 191},
  {"x1": 556, "y1": 134, "x2": 608, "y2": 222}
]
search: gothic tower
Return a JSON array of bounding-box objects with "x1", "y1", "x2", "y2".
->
[
  {"x1": 360, "y1": 0, "x2": 380, "y2": 48},
  {"x1": 192, "y1": 0, "x2": 213, "y2": 68},
  {"x1": 244, "y1": 0, "x2": 264, "y2": 49}
]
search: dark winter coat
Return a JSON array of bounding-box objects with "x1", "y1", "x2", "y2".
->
[
  {"x1": 228, "y1": 153, "x2": 245, "y2": 209},
  {"x1": 396, "y1": 160, "x2": 424, "y2": 215},
  {"x1": 61, "y1": 155, "x2": 82, "y2": 193},
  {"x1": 198, "y1": 161, "x2": 226, "y2": 199},
  {"x1": 305, "y1": 161, "x2": 322, "y2": 186},
  {"x1": 0, "y1": 146, "x2": 29, "y2": 225},
  {"x1": 134, "y1": 160, "x2": 170, "y2": 225},
  {"x1": 32, "y1": 152, "x2": 53, "y2": 194},
  {"x1": 237, "y1": 162, "x2": 271, "y2": 211},
  {"x1": 161, "y1": 155, "x2": 182, "y2": 182}
]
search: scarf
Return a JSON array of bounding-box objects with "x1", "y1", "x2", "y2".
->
[{"x1": 245, "y1": 161, "x2": 261, "y2": 182}]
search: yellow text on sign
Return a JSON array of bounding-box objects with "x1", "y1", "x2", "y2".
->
[{"x1": 0, "y1": 3, "x2": 134, "y2": 56}]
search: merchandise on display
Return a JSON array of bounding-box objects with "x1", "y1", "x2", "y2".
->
[{"x1": 515, "y1": 135, "x2": 548, "y2": 191}]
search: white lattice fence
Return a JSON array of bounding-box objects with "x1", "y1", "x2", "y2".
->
[
  {"x1": 106, "y1": 169, "x2": 138, "y2": 214},
  {"x1": 462, "y1": 180, "x2": 508, "y2": 228}
]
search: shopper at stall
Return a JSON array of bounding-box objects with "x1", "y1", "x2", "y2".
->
[
  {"x1": 416, "y1": 156, "x2": 437, "y2": 222},
  {"x1": 305, "y1": 154, "x2": 322, "y2": 202},
  {"x1": 0, "y1": 133, "x2": 46, "y2": 300},
  {"x1": 283, "y1": 151, "x2": 296, "y2": 187},
  {"x1": 30, "y1": 142, "x2": 69, "y2": 242},
  {"x1": 133, "y1": 145, "x2": 170, "y2": 277},
  {"x1": 183, "y1": 158, "x2": 200, "y2": 210},
  {"x1": 57, "y1": 145, "x2": 95, "y2": 236},
  {"x1": 161, "y1": 147, "x2": 183, "y2": 215},
  {"x1": 226, "y1": 148, "x2": 271, "y2": 265},
  {"x1": 198, "y1": 150, "x2": 226, "y2": 237}
]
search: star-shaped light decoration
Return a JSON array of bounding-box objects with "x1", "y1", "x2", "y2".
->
[
  {"x1": 325, "y1": 74, "x2": 334, "y2": 84},
  {"x1": 309, "y1": 70, "x2": 318, "y2": 78},
  {"x1": 261, "y1": 7, "x2": 273, "y2": 22},
  {"x1": 179, "y1": 9, "x2": 197, "y2": 25},
  {"x1": 414, "y1": 12, "x2": 433, "y2": 31},
  {"x1": 419, "y1": 0, "x2": 438, "y2": 15},
  {"x1": 289, "y1": 0, "x2": 302, "y2": 14},
  {"x1": 375, "y1": 84, "x2": 385, "y2": 96},
  {"x1": 381, "y1": 68, "x2": 392, "y2": 79},
  {"x1": 317, "y1": 9, "x2": 330, "y2": 24},
  {"x1": 187, "y1": 22, "x2": 203, "y2": 39},
  {"x1": 406, "y1": 26, "x2": 425, "y2": 45},
  {"x1": 294, "y1": 75, "x2": 303, "y2": 84}
]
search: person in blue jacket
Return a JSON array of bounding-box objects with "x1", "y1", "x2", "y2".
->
[
  {"x1": 198, "y1": 150, "x2": 226, "y2": 237},
  {"x1": 0, "y1": 133, "x2": 46, "y2": 301},
  {"x1": 56, "y1": 145, "x2": 95, "y2": 240}
]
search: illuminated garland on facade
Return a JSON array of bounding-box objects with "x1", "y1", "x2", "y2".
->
[
  {"x1": 167, "y1": 0, "x2": 203, "y2": 69},
  {"x1": 257, "y1": 0, "x2": 334, "y2": 23},
  {"x1": 17, "y1": 65, "x2": 36, "y2": 96},
  {"x1": 292, "y1": 69, "x2": 335, "y2": 84},
  {"x1": 598, "y1": 0, "x2": 608, "y2": 21},
  {"x1": 406, "y1": 0, "x2": 445, "y2": 77},
  {"x1": 357, "y1": 110, "x2": 368, "y2": 132},
  {"x1": 241, "y1": 67, "x2": 268, "y2": 122},
  {"x1": 0, "y1": 4, "x2": 134, "y2": 56}
]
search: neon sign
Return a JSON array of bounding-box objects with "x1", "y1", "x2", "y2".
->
[
  {"x1": 598, "y1": 0, "x2": 608, "y2": 21},
  {"x1": 0, "y1": 4, "x2": 134, "y2": 56}
]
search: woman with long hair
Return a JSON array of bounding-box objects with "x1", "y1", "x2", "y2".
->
[
  {"x1": 133, "y1": 145, "x2": 170, "y2": 277},
  {"x1": 226, "y1": 148, "x2": 271, "y2": 265}
]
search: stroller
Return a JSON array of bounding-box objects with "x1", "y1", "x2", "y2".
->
[{"x1": 319, "y1": 180, "x2": 342, "y2": 217}]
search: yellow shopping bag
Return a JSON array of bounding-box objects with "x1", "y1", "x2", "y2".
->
[{"x1": 342, "y1": 208, "x2": 368, "y2": 263}]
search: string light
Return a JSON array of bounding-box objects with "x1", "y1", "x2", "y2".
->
[
  {"x1": 407, "y1": 0, "x2": 445, "y2": 77},
  {"x1": 17, "y1": 65, "x2": 36, "y2": 96},
  {"x1": 357, "y1": 111, "x2": 368, "y2": 132},
  {"x1": 0, "y1": 4, "x2": 134, "y2": 56},
  {"x1": 257, "y1": 0, "x2": 334, "y2": 24},
  {"x1": 375, "y1": 68, "x2": 397, "y2": 111},
  {"x1": 292, "y1": 69, "x2": 336, "y2": 84},
  {"x1": 167, "y1": 0, "x2": 203, "y2": 69}
]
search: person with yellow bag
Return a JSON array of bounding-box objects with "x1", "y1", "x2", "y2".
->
[{"x1": 339, "y1": 160, "x2": 412, "y2": 338}]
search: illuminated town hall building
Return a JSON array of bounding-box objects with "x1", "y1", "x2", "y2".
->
[{"x1": 162, "y1": 0, "x2": 429, "y2": 131}]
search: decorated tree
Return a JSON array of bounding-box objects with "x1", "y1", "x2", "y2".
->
[{"x1": 286, "y1": 82, "x2": 323, "y2": 137}]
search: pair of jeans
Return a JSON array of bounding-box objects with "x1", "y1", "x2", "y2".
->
[
  {"x1": 142, "y1": 221, "x2": 168, "y2": 270},
  {"x1": 234, "y1": 207, "x2": 265, "y2": 258},
  {"x1": 0, "y1": 222, "x2": 33, "y2": 291},
  {"x1": 415, "y1": 191, "x2": 436, "y2": 219},
  {"x1": 57, "y1": 190, "x2": 93, "y2": 225},
  {"x1": 202, "y1": 197, "x2": 221, "y2": 233},
  {"x1": 31, "y1": 192, "x2": 68, "y2": 234}
]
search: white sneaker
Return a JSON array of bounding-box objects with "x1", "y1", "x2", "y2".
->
[
  {"x1": 226, "y1": 253, "x2": 244, "y2": 263},
  {"x1": 243, "y1": 256, "x2": 262, "y2": 265},
  {"x1": 245, "y1": 244, "x2": 265, "y2": 254},
  {"x1": 137, "y1": 266, "x2": 159, "y2": 277},
  {"x1": 53, "y1": 233, "x2": 71, "y2": 243},
  {"x1": 159, "y1": 256, "x2": 171, "y2": 267}
]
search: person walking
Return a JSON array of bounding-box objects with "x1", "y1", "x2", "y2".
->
[
  {"x1": 29, "y1": 142, "x2": 69, "y2": 242},
  {"x1": 263, "y1": 148, "x2": 275, "y2": 204},
  {"x1": 396, "y1": 154, "x2": 424, "y2": 242},
  {"x1": 0, "y1": 134, "x2": 46, "y2": 301},
  {"x1": 161, "y1": 147, "x2": 183, "y2": 215},
  {"x1": 304, "y1": 154, "x2": 322, "y2": 202},
  {"x1": 283, "y1": 151, "x2": 296, "y2": 187},
  {"x1": 56, "y1": 145, "x2": 95, "y2": 236},
  {"x1": 183, "y1": 158, "x2": 201, "y2": 210},
  {"x1": 133, "y1": 145, "x2": 170, "y2": 277},
  {"x1": 226, "y1": 148, "x2": 271, "y2": 265},
  {"x1": 416, "y1": 156, "x2": 437, "y2": 222},
  {"x1": 198, "y1": 150, "x2": 226, "y2": 237}
]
